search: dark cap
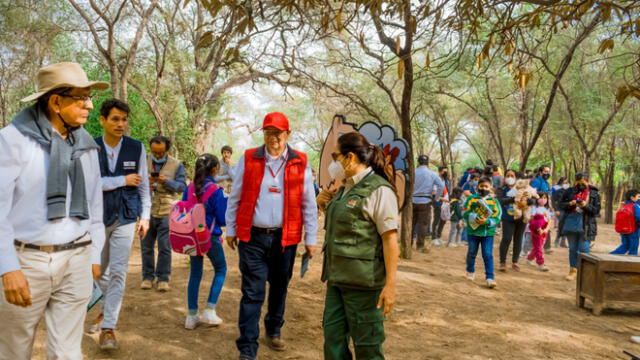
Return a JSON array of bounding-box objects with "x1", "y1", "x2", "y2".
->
[{"x1": 417, "y1": 155, "x2": 429, "y2": 165}]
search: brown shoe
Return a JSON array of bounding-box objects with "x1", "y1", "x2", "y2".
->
[
  {"x1": 99, "y1": 329, "x2": 118, "y2": 350},
  {"x1": 140, "y1": 280, "x2": 153, "y2": 290},
  {"x1": 266, "y1": 336, "x2": 286, "y2": 351},
  {"x1": 498, "y1": 263, "x2": 507, "y2": 272},
  {"x1": 87, "y1": 313, "x2": 103, "y2": 334},
  {"x1": 157, "y1": 281, "x2": 170, "y2": 292},
  {"x1": 511, "y1": 263, "x2": 520, "y2": 272}
]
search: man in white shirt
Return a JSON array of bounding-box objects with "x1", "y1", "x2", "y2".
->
[
  {"x1": 88, "y1": 99, "x2": 151, "y2": 350},
  {"x1": 226, "y1": 112, "x2": 318, "y2": 360},
  {"x1": 0, "y1": 62, "x2": 107, "y2": 360}
]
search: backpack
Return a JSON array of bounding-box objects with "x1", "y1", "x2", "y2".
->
[
  {"x1": 440, "y1": 201, "x2": 452, "y2": 221},
  {"x1": 615, "y1": 203, "x2": 637, "y2": 235},
  {"x1": 169, "y1": 183, "x2": 218, "y2": 256}
]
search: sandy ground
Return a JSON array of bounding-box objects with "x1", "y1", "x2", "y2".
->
[{"x1": 29, "y1": 220, "x2": 640, "y2": 360}]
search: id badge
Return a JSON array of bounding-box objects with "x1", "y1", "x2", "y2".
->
[{"x1": 269, "y1": 186, "x2": 282, "y2": 194}]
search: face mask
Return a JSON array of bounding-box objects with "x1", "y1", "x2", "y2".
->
[
  {"x1": 442, "y1": 172, "x2": 448, "y2": 179},
  {"x1": 576, "y1": 184, "x2": 587, "y2": 192},
  {"x1": 542, "y1": 174, "x2": 551, "y2": 180},
  {"x1": 537, "y1": 198, "x2": 548, "y2": 206},
  {"x1": 328, "y1": 160, "x2": 345, "y2": 180},
  {"x1": 153, "y1": 156, "x2": 168, "y2": 164},
  {"x1": 471, "y1": 181, "x2": 478, "y2": 187},
  {"x1": 505, "y1": 177, "x2": 516, "y2": 186},
  {"x1": 478, "y1": 189, "x2": 489, "y2": 197},
  {"x1": 562, "y1": 184, "x2": 570, "y2": 190}
]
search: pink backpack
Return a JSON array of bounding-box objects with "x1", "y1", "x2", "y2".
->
[{"x1": 169, "y1": 183, "x2": 218, "y2": 256}]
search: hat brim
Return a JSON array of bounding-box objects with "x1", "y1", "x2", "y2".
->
[
  {"x1": 20, "y1": 80, "x2": 110, "y2": 102},
  {"x1": 262, "y1": 124, "x2": 290, "y2": 131}
]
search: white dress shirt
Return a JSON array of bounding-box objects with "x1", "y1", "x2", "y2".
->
[
  {"x1": 0, "y1": 124, "x2": 105, "y2": 275},
  {"x1": 100, "y1": 136, "x2": 151, "y2": 220},
  {"x1": 225, "y1": 145, "x2": 318, "y2": 245}
]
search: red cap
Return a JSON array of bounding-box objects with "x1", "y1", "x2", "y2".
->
[{"x1": 262, "y1": 112, "x2": 290, "y2": 131}]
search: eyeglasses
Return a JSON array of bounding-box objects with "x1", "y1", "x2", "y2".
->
[
  {"x1": 59, "y1": 94, "x2": 93, "y2": 104},
  {"x1": 264, "y1": 129, "x2": 286, "y2": 137}
]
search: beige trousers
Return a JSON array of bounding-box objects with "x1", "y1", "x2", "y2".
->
[{"x1": 0, "y1": 244, "x2": 92, "y2": 360}]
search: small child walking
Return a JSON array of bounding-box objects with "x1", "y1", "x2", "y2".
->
[
  {"x1": 463, "y1": 178, "x2": 502, "y2": 288},
  {"x1": 526, "y1": 192, "x2": 552, "y2": 271},
  {"x1": 447, "y1": 187, "x2": 465, "y2": 247},
  {"x1": 183, "y1": 154, "x2": 228, "y2": 329}
]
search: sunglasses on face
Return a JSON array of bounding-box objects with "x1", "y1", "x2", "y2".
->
[{"x1": 59, "y1": 93, "x2": 93, "y2": 105}]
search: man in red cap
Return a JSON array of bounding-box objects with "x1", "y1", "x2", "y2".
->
[{"x1": 226, "y1": 112, "x2": 318, "y2": 360}]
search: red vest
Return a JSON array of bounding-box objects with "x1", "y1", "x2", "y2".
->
[{"x1": 236, "y1": 146, "x2": 307, "y2": 247}]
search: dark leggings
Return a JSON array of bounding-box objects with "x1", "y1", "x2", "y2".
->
[{"x1": 499, "y1": 218, "x2": 527, "y2": 264}]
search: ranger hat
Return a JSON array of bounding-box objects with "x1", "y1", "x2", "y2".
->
[{"x1": 21, "y1": 62, "x2": 109, "y2": 102}]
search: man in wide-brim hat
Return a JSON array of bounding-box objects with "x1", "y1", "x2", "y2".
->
[{"x1": 0, "y1": 62, "x2": 108, "y2": 360}]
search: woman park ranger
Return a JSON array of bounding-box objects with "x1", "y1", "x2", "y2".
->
[{"x1": 317, "y1": 132, "x2": 400, "y2": 360}]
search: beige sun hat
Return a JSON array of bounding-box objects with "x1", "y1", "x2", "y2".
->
[{"x1": 20, "y1": 62, "x2": 109, "y2": 102}]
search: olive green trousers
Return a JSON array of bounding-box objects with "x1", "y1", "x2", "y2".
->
[{"x1": 323, "y1": 285, "x2": 385, "y2": 360}]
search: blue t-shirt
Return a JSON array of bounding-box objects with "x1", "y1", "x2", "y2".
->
[
  {"x1": 462, "y1": 180, "x2": 477, "y2": 195},
  {"x1": 531, "y1": 176, "x2": 550, "y2": 194},
  {"x1": 182, "y1": 176, "x2": 227, "y2": 236}
]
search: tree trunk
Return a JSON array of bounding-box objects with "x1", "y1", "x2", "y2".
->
[{"x1": 604, "y1": 139, "x2": 616, "y2": 224}]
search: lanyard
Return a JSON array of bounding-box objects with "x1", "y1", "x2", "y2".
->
[{"x1": 267, "y1": 153, "x2": 288, "y2": 179}]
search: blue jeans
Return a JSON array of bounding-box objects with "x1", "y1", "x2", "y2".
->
[
  {"x1": 567, "y1": 233, "x2": 590, "y2": 268},
  {"x1": 141, "y1": 216, "x2": 172, "y2": 282},
  {"x1": 466, "y1": 235, "x2": 495, "y2": 280},
  {"x1": 187, "y1": 236, "x2": 227, "y2": 312},
  {"x1": 610, "y1": 232, "x2": 639, "y2": 256},
  {"x1": 236, "y1": 229, "x2": 297, "y2": 359}
]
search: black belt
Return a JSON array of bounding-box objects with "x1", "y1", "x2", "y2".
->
[
  {"x1": 15, "y1": 234, "x2": 91, "y2": 253},
  {"x1": 251, "y1": 227, "x2": 282, "y2": 235}
]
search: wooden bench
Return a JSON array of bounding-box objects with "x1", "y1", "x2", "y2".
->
[{"x1": 576, "y1": 253, "x2": 640, "y2": 315}]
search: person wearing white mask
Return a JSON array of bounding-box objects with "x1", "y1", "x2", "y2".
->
[
  {"x1": 318, "y1": 132, "x2": 399, "y2": 359},
  {"x1": 497, "y1": 170, "x2": 534, "y2": 272}
]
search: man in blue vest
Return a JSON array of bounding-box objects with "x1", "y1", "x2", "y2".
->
[{"x1": 90, "y1": 99, "x2": 151, "y2": 350}]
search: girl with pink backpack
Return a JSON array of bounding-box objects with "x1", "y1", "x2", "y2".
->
[{"x1": 181, "y1": 154, "x2": 228, "y2": 330}]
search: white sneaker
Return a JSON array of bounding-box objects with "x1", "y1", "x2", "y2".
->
[
  {"x1": 539, "y1": 264, "x2": 550, "y2": 272},
  {"x1": 631, "y1": 336, "x2": 640, "y2": 344},
  {"x1": 466, "y1": 272, "x2": 475, "y2": 281},
  {"x1": 434, "y1": 239, "x2": 442, "y2": 246},
  {"x1": 185, "y1": 314, "x2": 199, "y2": 330},
  {"x1": 200, "y1": 308, "x2": 223, "y2": 326},
  {"x1": 526, "y1": 260, "x2": 536, "y2": 266},
  {"x1": 486, "y1": 279, "x2": 497, "y2": 289}
]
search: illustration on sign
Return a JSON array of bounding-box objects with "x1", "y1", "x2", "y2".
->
[{"x1": 318, "y1": 114, "x2": 410, "y2": 209}]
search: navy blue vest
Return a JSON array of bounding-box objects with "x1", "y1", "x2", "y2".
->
[{"x1": 95, "y1": 136, "x2": 143, "y2": 227}]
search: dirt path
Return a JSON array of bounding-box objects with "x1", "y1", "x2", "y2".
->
[{"x1": 31, "y1": 221, "x2": 640, "y2": 359}]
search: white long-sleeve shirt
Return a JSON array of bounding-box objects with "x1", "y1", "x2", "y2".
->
[
  {"x1": 225, "y1": 145, "x2": 318, "y2": 245},
  {"x1": 99, "y1": 136, "x2": 151, "y2": 220},
  {"x1": 0, "y1": 124, "x2": 105, "y2": 275}
]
